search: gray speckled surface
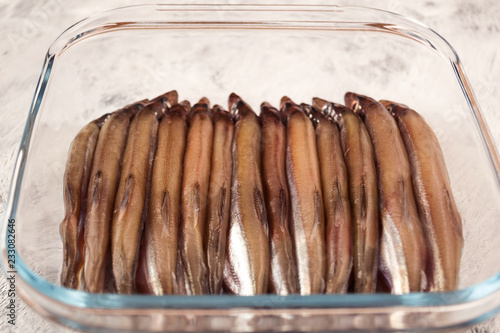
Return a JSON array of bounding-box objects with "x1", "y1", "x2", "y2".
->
[{"x1": 1, "y1": 1, "x2": 499, "y2": 332}]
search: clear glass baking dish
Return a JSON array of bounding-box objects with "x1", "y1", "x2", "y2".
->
[{"x1": 2, "y1": 3, "x2": 500, "y2": 332}]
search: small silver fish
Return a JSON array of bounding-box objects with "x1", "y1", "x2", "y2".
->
[
  {"x1": 381, "y1": 100, "x2": 463, "y2": 292},
  {"x1": 224, "y1": 93, "x2": 270, "y2": 296},
  {"x1": 345, "y1": 92, "x2": 426, "y2": 294}
]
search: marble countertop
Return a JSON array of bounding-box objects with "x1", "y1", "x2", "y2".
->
[{"x1": 1, "y1": 0, "x2": 499, "y2": 332}]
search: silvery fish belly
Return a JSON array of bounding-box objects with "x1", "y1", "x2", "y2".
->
[
  {"x1": 224, "y1": 94, "x2": 270, "y2": 296},
  {"x1": 282, "y1": 98, "x2": 326, "y2": 295}
]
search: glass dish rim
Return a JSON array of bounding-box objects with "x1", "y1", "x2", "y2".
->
[{"x1": 2, "y1": 2, "x2": 500, "y2": 319}]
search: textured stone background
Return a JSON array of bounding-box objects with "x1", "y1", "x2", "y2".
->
[{"x1": 1, "y1": 0, "x2": 499, "y2": 332}]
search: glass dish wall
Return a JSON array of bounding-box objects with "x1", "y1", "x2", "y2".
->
[{"x1": 2, "y1": 4, "x2": 500, "y2": 332}]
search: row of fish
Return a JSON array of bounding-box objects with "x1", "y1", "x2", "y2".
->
[{"x1": 60, "y1": 91, "x2": 463, "y2": 295}]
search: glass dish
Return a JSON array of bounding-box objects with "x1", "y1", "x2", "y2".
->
[{"x1": 2, "y1": 4, "x2": 500, "y2": 332}]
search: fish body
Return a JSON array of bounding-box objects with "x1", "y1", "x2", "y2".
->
[
  {"x1": 60, "y1": 114, "x2": 107, "y2": 289},
  {"x1": 345, "y1": 92, "x2": 426, "y2": 294},
  {"x1": 309, "y1": 107, "x2": 352, "y2": 294},
  {"x1": 261, "y1": 102, "x2": 298, "y2": 295},
  {"x1": 84, "y1": 103, "x2": 141, "y2": 293},
  {"x1": 315, "y1": 98, "x2": 379, "y2": 293},
  {"x1": 382, "y1": 100, "x2": 463, "y2": 292},
  {"x1": 111, "y1": 100, "x2": 162, "y2": 294},
  {"x1": 178, "y1": 99, "x2": 213, "y2": 295},
  {"x1": 205, "y1": 105, "x2": 234, "y2": 295},
  {"x1": 135, "y1": 103, "x2": 188, "y2": 295},
  {"x1": 224, "y1": 94, "x2": 270, "y2": 295},
  {"x1": 283, "y1": 100, "x2": 326, "y2": 295}
]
